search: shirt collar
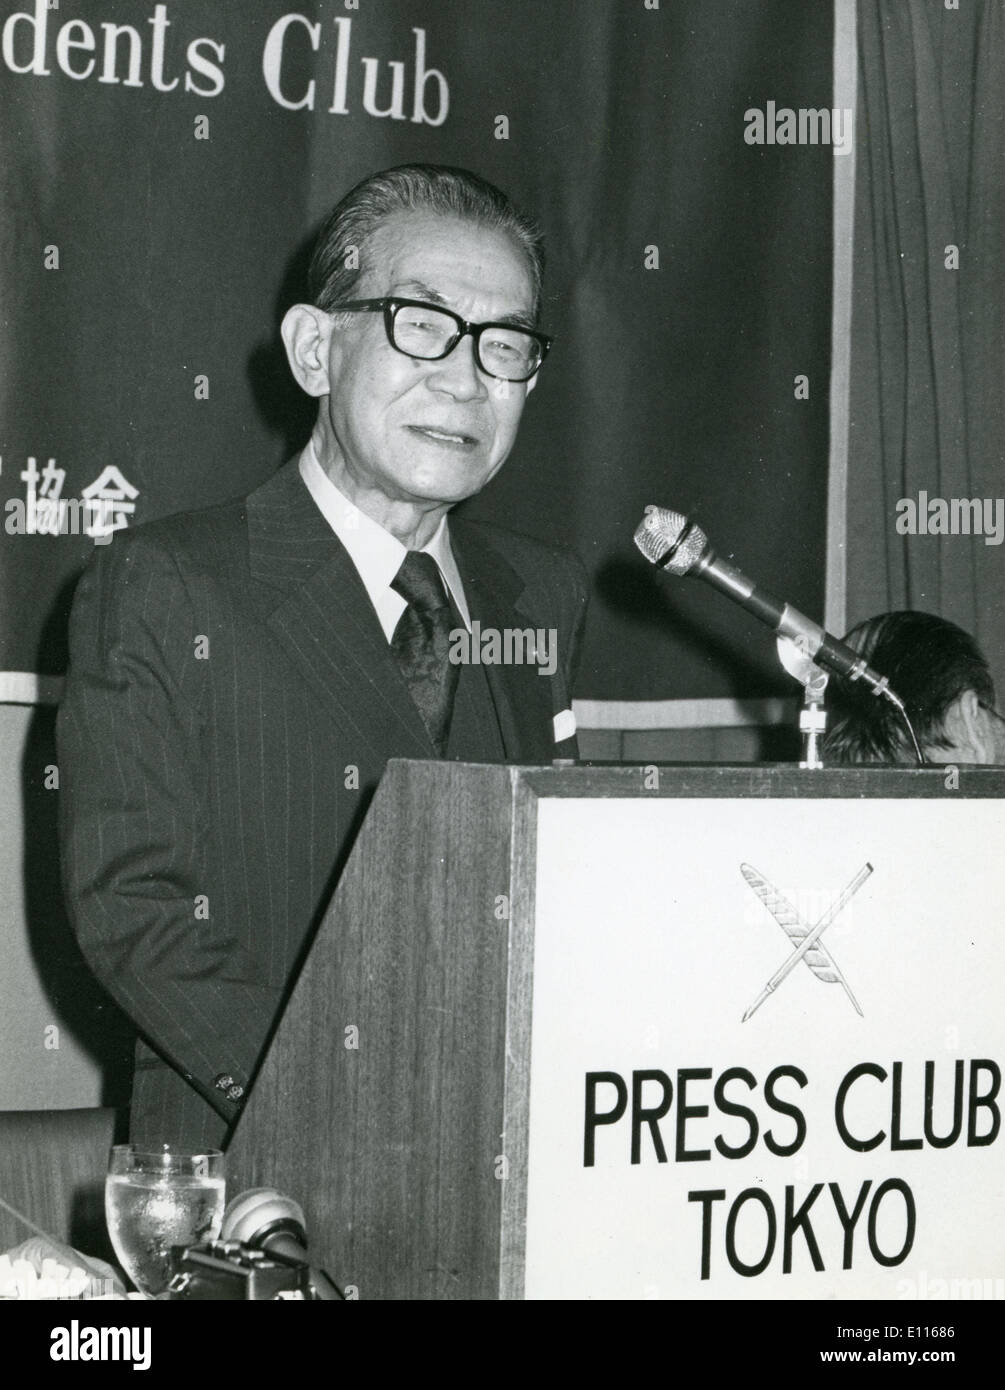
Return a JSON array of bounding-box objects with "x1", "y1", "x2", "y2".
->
[{"x1": 298, "y1": 440, "x2": 471, "y2": 632}]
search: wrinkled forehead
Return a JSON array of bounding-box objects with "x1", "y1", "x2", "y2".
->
[{"x1": 358, "y1": 211, "x2": 536, "y2": 318}]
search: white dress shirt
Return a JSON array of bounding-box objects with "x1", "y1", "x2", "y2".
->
[{"x1": 299, "y1": 441, "x2": 472, "y2": 642}]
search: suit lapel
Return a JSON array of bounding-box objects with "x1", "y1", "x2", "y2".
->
[
  {"x1": 246, "y1": 461, "x2": 435, "y2": 762},
  {"x1": 450, "y1": 521, "x2": 557, "y2": 764}
]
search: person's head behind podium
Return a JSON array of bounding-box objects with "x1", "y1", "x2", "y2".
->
[{"x1": 823, "y1": 610, "x2": 1005, "y2": 765}]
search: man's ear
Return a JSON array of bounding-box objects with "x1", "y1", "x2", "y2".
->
[
  {"x1": 281, "y1": 304, "x2": 334, "y2": 397},
  {"x1": 941, "y1": 689, "x2": 991, "y2": 763}
]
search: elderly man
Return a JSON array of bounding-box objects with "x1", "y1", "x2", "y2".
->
[
  {"x1": 57, "y1": 165, "x2": 587, "y2": 1148},
  {"x1": 823, "y1": 610, "x2": 1005, "y2": 765}
]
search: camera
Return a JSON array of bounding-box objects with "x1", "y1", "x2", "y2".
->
[{"x1": 167, "y1": 1239, "x2": 313, "y2": 1300}]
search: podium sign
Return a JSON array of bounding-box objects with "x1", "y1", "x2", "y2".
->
[{"x1": 522, "y1": 796, "x2": 1005, "y2": 1299}]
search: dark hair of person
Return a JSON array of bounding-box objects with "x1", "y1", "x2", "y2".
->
[
  {"x1": 823, "y1": 611, "x2": 996, "y2": 763},
  {"x1": 307, "y1": 164, "x2": 545, "y2": 322}
]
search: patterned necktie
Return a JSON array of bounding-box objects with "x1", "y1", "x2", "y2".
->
[{"x1": 391, "y1": 551, "x2": 460, "y2": 756}]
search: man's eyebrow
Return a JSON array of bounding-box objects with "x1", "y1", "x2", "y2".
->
[
  {"x1": 392, "y1": 281, "x2": 537, "y2": 330},
  {"x1": 393, "y1": 280, "x2": 450, "y2": 305},
  {"x1": 493, "y1": 309, "x2": 538, "y2": 330}
]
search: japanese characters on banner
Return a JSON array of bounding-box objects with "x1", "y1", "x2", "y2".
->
[
  {"x1": 10, "y1": 458, "x2": 138, "y2": 545},
  {"x1": 522, "y1": 796, "x2": 1005, "y2": 1299}
]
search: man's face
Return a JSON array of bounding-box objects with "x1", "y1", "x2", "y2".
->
[{"x1": 320, "y1": 211, "x2": 537, "y2": 508}]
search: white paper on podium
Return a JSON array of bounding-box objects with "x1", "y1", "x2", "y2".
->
[{"x1": 523, "y1": 796, "x2": 1005, "y2": 1300}]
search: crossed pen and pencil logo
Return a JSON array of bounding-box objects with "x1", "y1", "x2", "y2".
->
[{"x1": 740, "y1": 861, "x2": 873, "y2": 1022}]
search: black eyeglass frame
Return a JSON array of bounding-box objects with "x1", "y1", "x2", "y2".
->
[{"x1": 329, "y1": 297, "x2": 553, "y2": 383}]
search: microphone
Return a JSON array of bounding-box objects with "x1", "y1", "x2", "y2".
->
[
  {"x1": 222, "y1": 1187, "x2": 342, "y2": 1299},
  {"x1": 633, "y1": 505, "x2": 896, "y2": 699}
]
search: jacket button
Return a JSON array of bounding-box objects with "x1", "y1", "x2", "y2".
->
[
  {"x1": 226, "y1": 1083, "x2": 245, "y2": 1102},
  {"x1": 213, "y1": 1073, "x2": 235, "y2": 1092}
]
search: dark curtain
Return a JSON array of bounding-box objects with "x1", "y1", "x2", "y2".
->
[{"x1": 847, "y1": 0, "x2": 1005, "y2": 692}]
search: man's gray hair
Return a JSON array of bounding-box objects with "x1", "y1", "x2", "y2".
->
[{"x1": 307, "y1": 164, "x2": 545, "y2": 322}]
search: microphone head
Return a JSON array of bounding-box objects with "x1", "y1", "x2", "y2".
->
[
  {"x1": 222, "y1": 1187, "x2": 306, "y2": 1246},
  {"x1": 633, "y1": 505, "x2": 709, "y2": 576}
]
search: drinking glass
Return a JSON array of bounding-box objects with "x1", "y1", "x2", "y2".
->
[{"x1": 105, "y1": 1145, "x2": 225, "y2": 1297}]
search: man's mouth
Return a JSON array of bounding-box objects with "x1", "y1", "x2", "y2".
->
[{"x1": 407, "y1": 425, "x2": 479, "y2": 447}]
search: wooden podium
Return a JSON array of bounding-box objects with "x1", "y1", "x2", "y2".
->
[{"x1": 227, "y1": 761, "x2": 1005, "y2": 1301}]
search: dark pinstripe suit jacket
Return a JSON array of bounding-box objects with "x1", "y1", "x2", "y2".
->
[{"x1": 57, "y1": 459, "x2": 587, "y2": 1149}]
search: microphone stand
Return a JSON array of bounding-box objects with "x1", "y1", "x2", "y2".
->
[
  {"x1": 776, "y1": 636, "x2": 828, "y2": 769},
  {"x1": 798, "y1": 669, "x2": 828, "y2": 770}
]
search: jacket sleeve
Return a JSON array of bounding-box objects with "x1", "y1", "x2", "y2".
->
[{"x1": 56, "y1": 531, "x2": 281, "y2": 1124}]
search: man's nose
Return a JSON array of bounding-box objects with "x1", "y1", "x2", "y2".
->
[{"x1": 425, "y1": 333, "x2": 488, "y2": 401}]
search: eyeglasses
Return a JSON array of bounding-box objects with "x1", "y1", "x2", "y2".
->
[{"x1": 330, "y1": 297, "x2": 552, "y2": 383}]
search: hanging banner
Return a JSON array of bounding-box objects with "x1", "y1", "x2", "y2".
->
[{"x1": 0, "y1": 0, "x2": 833, "y2": 696}]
